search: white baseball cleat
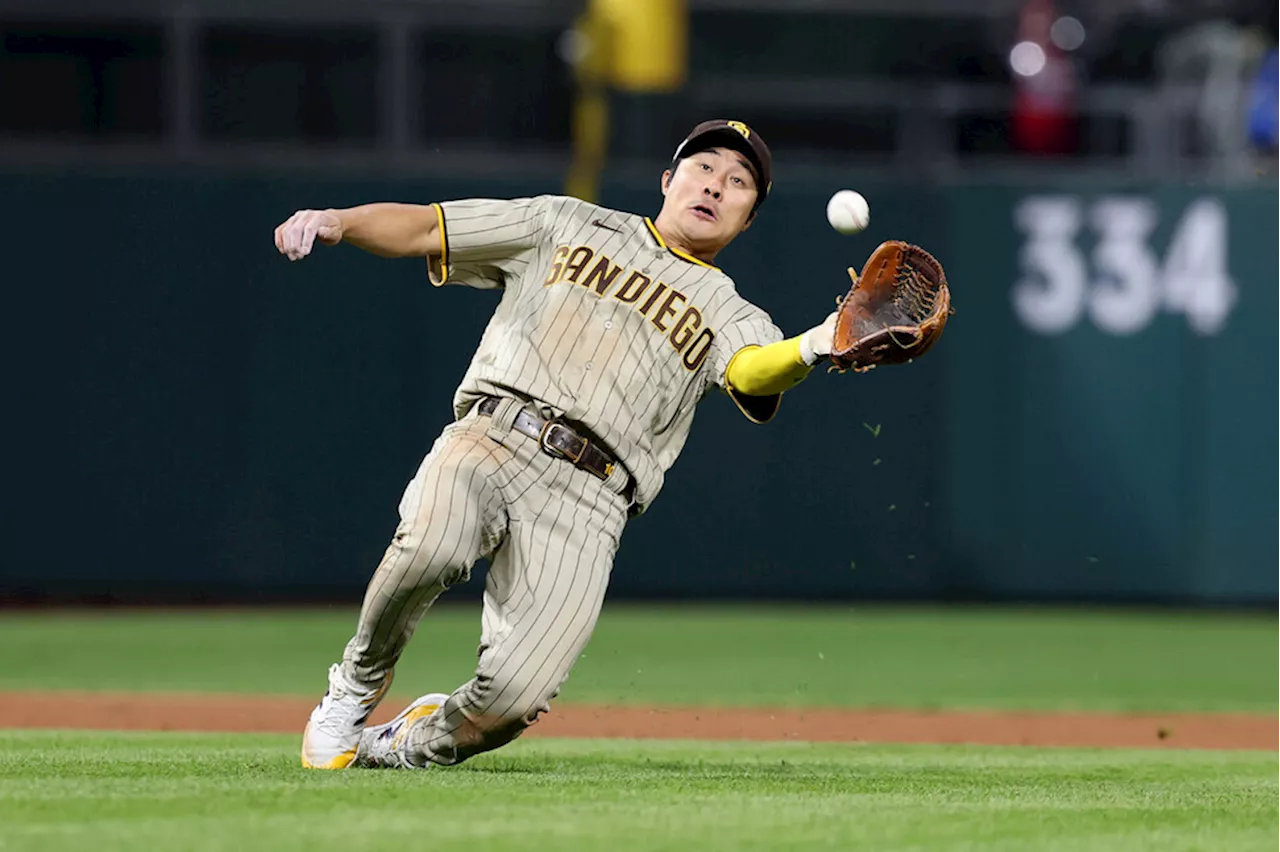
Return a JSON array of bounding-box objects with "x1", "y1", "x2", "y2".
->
[
  {"x1": 354, "y1": 692, "x2": 450, "y2": 768},
  {"x1": 300, "y1": 663, "x2": 394, "y2": 770}
]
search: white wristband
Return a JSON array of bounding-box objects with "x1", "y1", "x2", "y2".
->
[{"x1": 798, "y1": 329, "x2": 822, "y2": 366}]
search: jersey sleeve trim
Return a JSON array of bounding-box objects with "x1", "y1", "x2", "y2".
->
[
  {"x1": 643, "y1": 217, "x2": 720, "y2": 271},
  {"x1": 722, "y1": 345, "x2": 783, "y2": 424},
  {"x1": 725, "y1": 386, "x2": 783, "y2": 424},
  {"x1": 426, "y1": 202, "x2": 450, "y2": 287}
]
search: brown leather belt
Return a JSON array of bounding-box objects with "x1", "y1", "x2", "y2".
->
[{"x1": 477, "y1": 397, "x2": 633, "y2": 499}]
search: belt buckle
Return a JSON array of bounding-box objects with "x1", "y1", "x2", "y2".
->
[{"x1": 539, "y1": 421, "x2": 586, "y2": 466}]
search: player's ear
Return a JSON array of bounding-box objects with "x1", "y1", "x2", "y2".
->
[{"x1": 661, "y1": 169, "x2": 672, "y2": 195}]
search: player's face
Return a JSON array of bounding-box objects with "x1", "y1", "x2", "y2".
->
[{"x1": 660, "y1": 148, "x2": 758, "y2": 251}]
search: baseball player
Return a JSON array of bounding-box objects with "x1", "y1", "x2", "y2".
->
[{"x1": 276, "y1": 120, "x2": 840, "y2": 769}]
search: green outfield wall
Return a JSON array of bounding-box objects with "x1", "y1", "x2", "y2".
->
[{"x1": 3, "y1": 167, "x2": 1274, "y2": 604}]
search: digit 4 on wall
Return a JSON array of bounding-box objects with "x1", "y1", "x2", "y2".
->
[{"x1": 1013, "y1": 196, "x2": 1237, "y2": 336}]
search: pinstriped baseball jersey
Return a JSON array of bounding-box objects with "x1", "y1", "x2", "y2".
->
[{"x1": 427, "y1": 195, "x2": 784, "y2": 511}]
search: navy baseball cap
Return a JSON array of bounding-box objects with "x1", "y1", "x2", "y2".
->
[{"x1": 671, "y1": 119, "x2": 772, "y2": 214}]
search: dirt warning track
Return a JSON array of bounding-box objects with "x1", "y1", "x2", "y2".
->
[{"x1": 0, "y1": 692, "x2": 1274, "y2": 750}]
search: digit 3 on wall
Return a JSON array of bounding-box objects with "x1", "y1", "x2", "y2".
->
[{"x1": 1012, "y1": 196, "x2": 1237, "y2": 336}]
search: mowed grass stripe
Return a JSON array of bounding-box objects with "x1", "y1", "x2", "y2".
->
[
  {"x1": 0, "y1": 732, "x2": 1274, "y2": 852},
  {"x1": 0, "y1": 606, "x2": 1274, "y2": 711}
]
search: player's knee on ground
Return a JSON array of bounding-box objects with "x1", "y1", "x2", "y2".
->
[
  {"x1": 470, "y1": 668, "x2": 558, "y2": 728},
  {"x1": 414, "y1": 671, "x2": 558, "y2": 765}
]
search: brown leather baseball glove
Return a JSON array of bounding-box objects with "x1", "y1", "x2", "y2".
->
[{"x1": 829, "y1": 240, "x2": 953, "y2": 373}]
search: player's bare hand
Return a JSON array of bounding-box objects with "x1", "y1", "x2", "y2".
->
[{"x1": 274, "y1": 209, "x2": 344, "y2": 261}]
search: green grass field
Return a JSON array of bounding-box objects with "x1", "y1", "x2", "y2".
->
[
  {"x1": 0, "y1": 605, "x2": 1274, "y2": 711},
  {"x1": 0, "y1": 733, "x2": 1273, "y2": 852},
  {"x1": 0, "y1": 606, "x2": 1275, "y2": 850}
]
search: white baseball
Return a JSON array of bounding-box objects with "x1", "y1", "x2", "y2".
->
[{"x1": 826, "y1": 190, "x2": 870, "y2": 235}]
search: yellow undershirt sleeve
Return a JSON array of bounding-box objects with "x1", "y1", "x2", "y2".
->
[{"x1": 724, "y1": 337, "x2": 814, "y2": 397}]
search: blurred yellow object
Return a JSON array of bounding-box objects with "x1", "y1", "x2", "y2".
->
[
  {"x1": 566, "y1": 0, "x2": 687, "y2": 201},
  {"x1": 596, "y1": 0, "x2": 687, "y2": 93}
]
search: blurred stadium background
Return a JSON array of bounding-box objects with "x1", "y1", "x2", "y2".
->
[{"x1": 1, "y1": 0, "x2": 1276, "y2": 608}]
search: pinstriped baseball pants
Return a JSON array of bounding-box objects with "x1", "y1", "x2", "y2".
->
[{"x1": 340, "y1": 396, "x2": 630, "y2": 766}]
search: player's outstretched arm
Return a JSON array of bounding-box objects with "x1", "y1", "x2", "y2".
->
[
  {"x1": 723, "y1": 311, "x2": 837, "y2": 397},
  {"x1": 274, "y1": 203, "x2": 441, "y2": 262}
]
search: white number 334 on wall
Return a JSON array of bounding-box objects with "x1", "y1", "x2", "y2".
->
[{"x1": 1012, "y1": 196, "x2": 1236, "y2": 336}]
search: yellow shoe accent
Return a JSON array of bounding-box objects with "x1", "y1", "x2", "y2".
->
[
  {"x1": 396, "y1": 703, "x2": 441, "y2": 735},
  {"x1": 299, "y1": 666, "x2": 396, "y2": 770},
  {"x1": 301, "y1": 720, "x2": 361, "y2": 769},
  {"x1": 355, "y1": 692, "x2": 449, "y2": 768},
  {"x1": 382, "y1": 702, "x2": 442, "y2": 752},
  {"x1": 363, "y1": 671, "x2": 395, "y2": 706},
  {"x1": 301, "y1": 746, "x2": 356, "y2": 770}
]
